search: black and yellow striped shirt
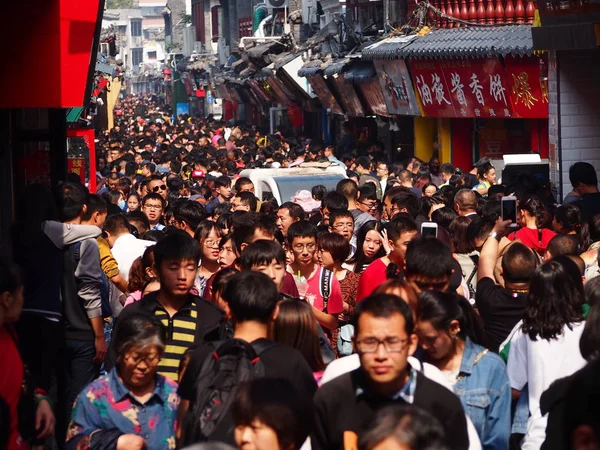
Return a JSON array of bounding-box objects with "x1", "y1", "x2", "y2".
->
[{"x1": 154, "y1": 299, "x2": 197, "y2": 382}]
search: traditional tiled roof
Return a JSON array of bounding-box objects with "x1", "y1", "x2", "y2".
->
[{"x1": 363, "y1": 25, "x2": 533, "y2": 60}]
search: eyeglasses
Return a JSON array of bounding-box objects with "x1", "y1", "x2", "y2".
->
[
  {"x1": 152, "y1": 185, "x2": 167, "y2": 192},
  {"x1": 124, "y1": 352, "x2": 161, "y2": 367},
  {"x1": 355, "y1": 337, "x2": 409, "y2": 354},
  {"x1": 143, "y1": 204, "x2": 163, "y2": 210},
  {"x1": 203, "y1": 240, "x2": 220, "y2": 248},
  {"x1": 359, "y1": 201, "x2": 378, "y2": 210},
  {"x1": 333, "y1": 222, "x2": 354, "y2": 230},
  {"x1": 293, "y1": 243, "x2": 317, "y2": 253}
]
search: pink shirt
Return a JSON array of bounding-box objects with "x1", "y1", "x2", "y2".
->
[
  {"x1": 304, "y1": 266, "x2": 344, "y2": 315},
  {"x1": 124, "y1": 290, "x2": 142, "y2": 307}
]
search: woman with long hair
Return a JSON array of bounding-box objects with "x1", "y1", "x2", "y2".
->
[
  {"x1": 345, "y1": 221, "x2": 386, "y2": 274},
  {"x1": 271, "y1": 299, "x2": 325, "y2": 376},
  {"x1": 506, "y1": 256, "x2": 587, "y2": 450},
  {"x1": 194, "y1": 221, "x2": 223, "y2": 296},
  {"x1": 552, "y1": 203, "x2": 591, "y2": 251},
  {"x1": 507, "y1": 196, "x2": 556, "y2": 256},
  {"x1": 416, "y1": 291, "x2": 510, "y2": 449},
  {"x1": 472, "y1": 162, "x2": 496, "y2": 196}
]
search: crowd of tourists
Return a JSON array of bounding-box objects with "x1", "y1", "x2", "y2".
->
[{"x1": 2, "y1": 93, "x2": 600, "y2": 450}]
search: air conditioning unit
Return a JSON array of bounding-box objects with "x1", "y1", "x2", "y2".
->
[{"x1": 266, "y1": 0, "x2": 289, "y2": 8}]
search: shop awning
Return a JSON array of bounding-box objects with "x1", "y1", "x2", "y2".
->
[
  {"x1": 343, "y1": 61, "x2": 376, "y2": 84},
  {"x1": 323, "y1": 59, "x2": 351, "y2": 77},
  {"x1": 298, "y1": 59, "x2": 324, "y2": 77},
  {"x1": 363, "y1": 35, "x2": 418, "y2": 60}
]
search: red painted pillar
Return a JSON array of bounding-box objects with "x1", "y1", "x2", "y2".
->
[{"x1": 451, "y1": 119, "x2": 475, "y2": 171}]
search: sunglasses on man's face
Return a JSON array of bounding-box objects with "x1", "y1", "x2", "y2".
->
[{"x1": 152, "y1": 185, "x2": 167, "y2": 192}]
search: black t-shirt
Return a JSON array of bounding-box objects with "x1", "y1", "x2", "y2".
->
[
  {"x1": 178, "y1": 338, "x2": 318, "y2": 444},
  {"x1": 475, "y1": 277, "x2": 527, "y2": 352},
  {"x1": 576, "y1": 193, "x2": 600, "y2": 230}
]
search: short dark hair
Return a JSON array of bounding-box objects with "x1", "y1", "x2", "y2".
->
[
  {"x1": 173, "y1": 200, "x2": 206, "y2": 230},
  {"x1": 432, "y1": 207, "x2": 458, "y2": 230},
  {"x1": 287, "y1": 220, "x2": 318, "y2": 244},
  {"x1": 279, "y1": 202, "x2": 305, "y2": 221},
  {"x1": 232, "y1": 378, "x2": 314, "y2": 450},
  {"x1": 353, "y1": 293, "x2": 414, "y2": 335},
  {"x1": 142, "y1": 193, "x2": 166, "y2": 208},
  {"x1": 318, "y1": 232, "x2": 351, "y2": 263},
  {"x1": 336, "y1": 179, "x2": 359, "y2": 201},
  {"x1": 329, "y1": 210, "x2": 354, "y2": 226},
  {"x1": 222, "y1": 271, "x2": 279, "y2": 323},
  {"x1": 142, "y1": 162, "x2": 156, "y2": 173},
  {"x1": 56, "y1": 182, "x2": 89, "y2": 221},
  {"x1": 387, "y1": 215, "x2": 418, "y2": 243},
  {"x1": 214, "y1": 176, "x2": 232, "y2": 189},
  {"x1": 440, "y1": 163, "x2": 455, "y2": 176},
  {"x1": 154, "y1": 230, "x2": 201, "y2": 268},
  {"x1": 234, "y1": 177, "x2": 253, "y2": 192},
  {"x1": 502, "y1": 242, "x2": 539, "y2": 282},
  {"x1": 321, "y1": 191, "x2": 348, "y2": 212},
  {"x1": 232, "y1": 213, "x2": 277, "y2": 254},
  {"x1": 235, "y1": 192, "x2": 258, "y2": 212},
  {"x1": 569, "y1": 162, "x2": 598, "y2": 188},
  {"x1": 359, "y1": 404, "x2": 448, "y2": 450},
  {"x1": 311, "y1": 185, "x2": 327, "y2": 202},
  {"x1": 239, "y1": 240, "x2": 286, "y2": 269},
  {"x1": 405, "y1": 238, "x2": 453, "y2": 280},
  {"x1": 547, "y1": 234, "x2": 580, "y2": 258},
  {"x1": 81, "y1": 194, "x2": 108, "y2": 221},
  {"x1": 389, "y1": 191, "x2": 420, "y2": 219},
  {"x1": 104, "y1": 214, "x2": 130, "y2": 236}
]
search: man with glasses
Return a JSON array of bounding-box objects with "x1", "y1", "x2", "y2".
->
[
  {"x1": 148, "y1": 175, "x2": 168, "y2": 200},
  {"x1": 142, "y1": 193, "x2": 166, "y2": 231},
  {"x1": 312, "y1": 294, "x2": 469, "y2": 450},
  {"x1": 287, "y1": 221, "x2": 343, "y2": 331},
  {"x1": 329, "y1": 210, "x2": 356, "y2": 256}
]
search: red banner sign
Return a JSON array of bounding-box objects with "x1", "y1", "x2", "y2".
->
[
  {"x1": 67, "y1": 158, "x2": 86, "y2": 185},
  {"x1": 408, "y1": 58, "x2": 513, "y2": 119},
  {"x1": 504, "y1": 56, "x2": 549, "y2": 119}
]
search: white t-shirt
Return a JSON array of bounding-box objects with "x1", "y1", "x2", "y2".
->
[
  {"x1": 507, "y1": 321, "x2": 587, "y2": 450},
  {"x1": 320, "y1": 354, "x2": 483, "y2": 450}
]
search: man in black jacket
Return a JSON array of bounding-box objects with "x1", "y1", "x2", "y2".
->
[
  {"x1": 312, "y1": 294, "x2": 469, "y2": 450},
  {"x1": 108, "y1": 231, "x2": 225, "y2": 381}
]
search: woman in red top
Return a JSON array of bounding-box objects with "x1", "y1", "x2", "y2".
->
[
  {"x1": 0, "y1": 263, "x2": 54, "y2": 450},
  {"x1": 356, "y1": 216, "x2": 419, "y2": 302},
  {"x1": 507, "y1": 197, "x2": 556, "y2": 256}
]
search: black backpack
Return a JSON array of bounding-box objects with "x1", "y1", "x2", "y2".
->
[{"x1": 182, "y1": 338, "x2": 275, "y2": 445}]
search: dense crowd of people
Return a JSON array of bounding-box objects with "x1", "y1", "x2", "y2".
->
[{"x1": 2, "y1": 93, "x2": 600, "y2": 450}]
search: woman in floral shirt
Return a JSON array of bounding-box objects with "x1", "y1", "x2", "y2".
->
[{"x1": 66, "y1": 312, "x2": 179, "y2": 450}]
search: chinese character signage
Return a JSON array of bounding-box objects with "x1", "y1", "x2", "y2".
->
[
  {"x1": 68, "y1": 158, "x2": 86, "y2": 185},
  {"x1": 504, "y1": 56, "x2": 549, "y2": 119},
  {"x1": 373, "y1": 60, "x2": 421, "y2": 116},
  {"x1": 408, "y1": 58, "x2": 514, "y2": 119}
]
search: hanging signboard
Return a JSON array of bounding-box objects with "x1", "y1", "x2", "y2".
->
[
  {"x1": 308, "y1": 74, "x2": 344, "y2": 115},
  {"x1": 408, "y1": 58, "x2": 513, "y2": 119},
  {"x1": 373, "y1": 59, "x2": 421, "y2": 116},
  {"x1": 504, "y1": 55, "x2": 549, "y2": 119},
  {"x1": 331, "y1": 74, "x2": 365, "y2": 117},
  {"x1": 357, "y1": 77, "x2": 391, "y2": 117}
]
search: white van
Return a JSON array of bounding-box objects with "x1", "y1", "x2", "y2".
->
[{"x1": 239, "y1": 164, "x2": 347, "y2": 204}]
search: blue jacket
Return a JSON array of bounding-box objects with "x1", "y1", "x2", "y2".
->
[{"x1": 454, "y1": 338, "x2": 511, "y2": 450}]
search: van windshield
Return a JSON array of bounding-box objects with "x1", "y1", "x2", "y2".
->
[{"x1": 272, "y1": 175, "x2": 345, "y2": 203}]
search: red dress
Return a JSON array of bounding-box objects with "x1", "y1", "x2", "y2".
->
[
  {"x1": 507, "y1": 227, "x2": 556, "y2": 255},
  {"x1": 356, "y1": 258, "x2": 389, "y2": 302},
  {"x1": 0, "y1": 326, "x2": 27, "y2": 450}
]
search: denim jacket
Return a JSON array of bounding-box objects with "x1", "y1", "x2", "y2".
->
[{"x1": 454, "y1": 338, "x2": 511, "y2": 450}]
